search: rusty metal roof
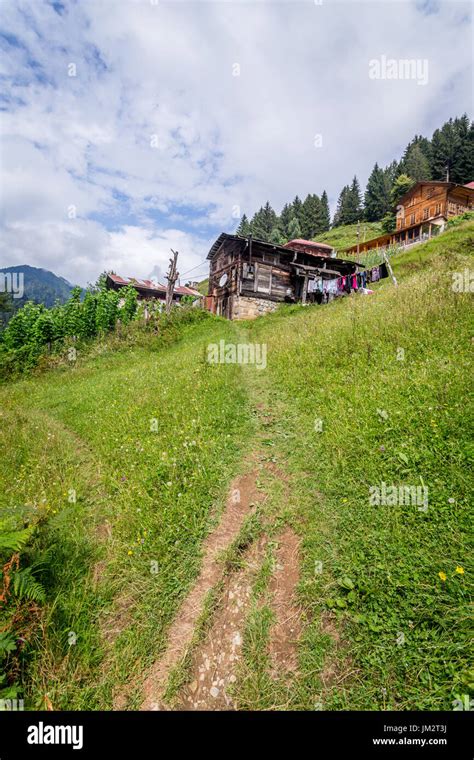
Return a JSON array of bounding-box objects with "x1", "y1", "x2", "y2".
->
[
  {"x1": 107, "y1": 273, "x2": 202, "y2": 297},
  {"x1": 283, "y1": 238, "x2": 333, "y2": 250}
]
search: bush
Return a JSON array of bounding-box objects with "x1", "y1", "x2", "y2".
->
[
  {"x1": 446, "y1": 211, "x2": 474, "y2": 229},
  {"x1": 0, "y1": 286, "x2": 136, "y2": 378}
]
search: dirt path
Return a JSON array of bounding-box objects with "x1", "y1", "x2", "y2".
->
[
  {"x1": 141, "y1": 465, "x2": 265, "y2": 710},
  {"x1": 177, "y1": 535, "x2": 268, "y2": 710},
  {"x1": 141, "y1": 359, "x2": 306, "y2": 710}
]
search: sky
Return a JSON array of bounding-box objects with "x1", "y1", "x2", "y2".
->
[{"x1": 0, "y1": 0, "x2": 472, "y2": 287}]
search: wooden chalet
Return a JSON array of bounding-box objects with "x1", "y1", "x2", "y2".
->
[
  {"x1": 106, "y1": 273, "x2": 201, "y2": 302},
  {"x1": 206, "y1": 234, "x2": 359, "y2": 320},
  {"x1": 344, "y1": 181, "x2": 474, "y2": 256}
]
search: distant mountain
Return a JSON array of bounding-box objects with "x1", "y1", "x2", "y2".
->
[{"x1": 0, "y1": 265, "x2": 76, "y2": 323}]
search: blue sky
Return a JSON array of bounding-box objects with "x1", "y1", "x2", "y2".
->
[{"x1": 0, "y1": 0, "x2": 472, "y2": 285}]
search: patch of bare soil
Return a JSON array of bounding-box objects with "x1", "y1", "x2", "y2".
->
[
  {"x1": 141, "y1": 466, "x2": 264, "y2": 710},
  {"x1": 177, "y1": 535, "x2": 267, "y2": 711},
  {"x1": 268, "y1": 528, "x2": 303, "y2": 678}
]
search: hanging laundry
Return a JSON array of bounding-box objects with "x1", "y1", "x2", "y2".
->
[{"x1": 371, "y1": 266, "x2": 381, "y2": 282}]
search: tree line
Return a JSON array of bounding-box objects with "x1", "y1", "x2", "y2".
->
[
  {"x1": 236, "y1": 191, "x2": 331, "y2": 244},
  {"x1": 237, "y1": 114, "x2": 474, "y2": 241}
]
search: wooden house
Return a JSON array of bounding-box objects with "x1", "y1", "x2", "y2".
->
[
  {"x1": 206, "y1": 234, "x2": 359, "y2": 320},
  {"x1": 106, "y1": 274, "x2": 202, "y2": 302},
  {"x1": 343, "y1": 181, "x2": 474, "y2": 256}
]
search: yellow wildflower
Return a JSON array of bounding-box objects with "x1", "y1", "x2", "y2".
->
[
  {"x1": 455, "y1": 566, "x2": 464, "y2": 575},
  {"x1": 438, "y1": 571, "x2": 447, "y2": 582}
]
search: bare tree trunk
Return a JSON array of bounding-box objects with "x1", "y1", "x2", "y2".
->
[{"x1": 165, "y1": 250, "x2": 179, "y2": 314}]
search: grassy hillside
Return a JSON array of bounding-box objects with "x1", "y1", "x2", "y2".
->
[
  {"x1": 0, "y1": 222, "x2": 472, "y2": 711},
  {"x1": 316, "y1": 221, "x2": 384, "y2": 252},
  {"x1": 196, "y1": 278, "x2": 208, "y2": 296}
]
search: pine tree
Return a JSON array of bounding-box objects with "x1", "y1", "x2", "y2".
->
[
  {"x1": 401, "y1": 142, "x2": 431, "y2": 181},
  {"x1": 344, "y1": 176, "x2": 363, "y2": 225},
  {"x1": 451, "y1": 114, "x2": 474, "y2": 184},
  {"x1": 385, "y1": 159, "x2": 401, "y2": 185},
  {"x1": 249, "y1": 207, "x2": 265, "y2": 240},
  {"x1": 291, "y1": 195, "x2": 303, "y2": 224},
  {"x1": 236, "y1": 214, "x2": 251, "y2": 236},
  {"x1": 380, "y1": 173, "x2": 416, "y2": 233},
  {"x1": 332, "y1": 185, "x2": 350, "y2": 227},
  {"x1": 390, "y1": 174, "x2": 416, "y2": 206},
  {"x1": 269, "y1": 226, "x2": 284, "y2": 245},
  {"x1": 287, "y1": 216, "x2": 302, "y2": 240},
  {"x1": 301, "y1": 194, "x2": 322, "y2": 239},
  {"x1": 430, "y1": 118, "x2": 463, "y2": 181},
  {"x1": 250, "y1": 201, "x2": 277, "y2": 241},
  {"x1": 318, "y1": 191, "x2": 331, "y2": 232},
  {"x1": 364, "y1": 163, "x2": 392, "y2": 221},
  {"x1": 461, "y1": 118, "x2": 474, "y2": 183},
  {"x1": 279, "y1": 203, "x2": 293, "y2": 239}
]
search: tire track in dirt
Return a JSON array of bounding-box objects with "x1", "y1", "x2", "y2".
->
[
  {"x1": 141, "y1": 466, "x2": 264, "y2": 710},
  {"x1": 177, "y1": 535, "x2": 268, "y2": 710}
]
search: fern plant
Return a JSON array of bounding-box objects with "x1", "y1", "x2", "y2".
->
[
  {"x1": 10, "y1": 567, "x2": 45, "y2": 604},
  {"x1": 0, "y1": 526, "x2": 34, "y2": 553},
  {"x1": 0, "y1": 523, "x2": 46, "y2": 604}
]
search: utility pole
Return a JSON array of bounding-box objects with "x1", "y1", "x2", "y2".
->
[{"x1": 165, "y1": 249, "x2": 179, "y2": 314}]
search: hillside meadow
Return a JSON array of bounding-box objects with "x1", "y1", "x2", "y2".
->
[{"x1": 0, "y1": 221, "x2": 472, "y2": 710}]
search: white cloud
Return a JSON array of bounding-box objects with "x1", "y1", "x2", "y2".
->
[{"x1": 0, "y1": 0, "x2": 471, "y2": 285}]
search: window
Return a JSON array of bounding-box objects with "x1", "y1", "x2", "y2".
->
[
  {"x1": 435, "y1": 203, "x2": 441, "y2": 215},
  {"x1": 423, "y1": 208, "x2": 429, "y2": 220},
  {"x1": 410, "y1": 213, "x2": 415, "y2": 225}
]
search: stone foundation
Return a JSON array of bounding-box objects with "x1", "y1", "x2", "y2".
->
[{"x1": 231, "y1": 295, "x2": 278, "y2": 320}]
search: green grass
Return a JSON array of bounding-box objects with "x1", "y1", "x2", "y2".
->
[
  {"x1": 245, "y1": 221, "x2": 473, "y2": 709},
  {"x1": 0, "y1": 222, "x2": 472, "y2": 711},
  {"x1": 315, "y1": 221, "x2": 384, "y2": 252},
  {"x1": 0, "y1": 314, "x2": 254, "y2": 709}
]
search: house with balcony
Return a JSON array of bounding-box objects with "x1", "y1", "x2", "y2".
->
[{"x1": 343, "y1": 180, "x2": 474, "y2": 256}]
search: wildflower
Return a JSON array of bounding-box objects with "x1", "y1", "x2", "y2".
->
[
  {"x1": 438, "y1": 571, "x2": 447, "y2": 581},
  {"x1": 448, "y1": 498, "x2": 455, "y2": 504},
  {"x1": 128, "y1": 550, "x2": 133, "y2": 556},
  {"x1": 455, "y1": 566, "x2": 464, "y2": 575}
]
